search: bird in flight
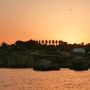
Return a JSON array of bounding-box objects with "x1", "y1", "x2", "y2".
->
[{"x1": 68, "y1": 8, "x2": 72, "y2": 10}]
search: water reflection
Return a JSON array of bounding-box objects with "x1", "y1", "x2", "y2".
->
[{"x1": 0, "y1": 68, "x2": 90, "y2": 90}]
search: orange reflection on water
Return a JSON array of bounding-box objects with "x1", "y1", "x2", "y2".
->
[{"x1": 0, "y1": 68, "x2": 90, "y2": 90}]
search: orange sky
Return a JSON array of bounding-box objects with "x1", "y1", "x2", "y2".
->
[{"x1": 0, "y1": 0, "x2": 90, "y2": 44}]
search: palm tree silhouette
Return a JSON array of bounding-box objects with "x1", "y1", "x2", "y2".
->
[
  {"x1": 52, "y1": 40, "x2": 55, "y2": 45},
  {"x1": 45, "y1": 40, "x2": 48, "y2": 45},
  {"x1": 41, "y1": 40, "x2": 44, "y2": 45},
  {"x1": 55, "y1": 40, "x2": 58, "y2": 45},
  {"x1": 49, "y1": 40, "x2": 51, "y2": 45}
]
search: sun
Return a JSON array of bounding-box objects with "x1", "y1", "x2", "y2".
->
[{"x1": 60, "y1": 26, "x2": 83, "y2": 44}]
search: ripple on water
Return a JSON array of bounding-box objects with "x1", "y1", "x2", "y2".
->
[{"x1": 0, "y1": 69, "x2": 90, "y2": 90}]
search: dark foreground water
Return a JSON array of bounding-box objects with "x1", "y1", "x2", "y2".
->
[{"x1": 0, "y1": 68, "x2": 90, "y2": 90}]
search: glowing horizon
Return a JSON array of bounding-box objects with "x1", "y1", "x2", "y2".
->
[{"x1": 0, "y1": 0, "x2": 90, "y2": 44}]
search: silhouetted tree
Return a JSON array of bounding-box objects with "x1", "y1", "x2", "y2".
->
[
  {"x1": 15, "y1": 40, "x2": 24, "y2": 45},
  {"x1": 1, "y1": 42, "x2": 8, "y2": 47},
  {"x1": 52, "y1": 40, "x2": 55, "y2": 45},
  {"x1": 63, "y1": 41, "x2": 68, "y2": 46},
  {"x1": 58, "y1": 40, "x2": 61, "y2": 45},
  {"x1": 1, "y1": 42, "x2": 9, "y2": 50},
  {"x1": 41, "y1": 40, "x2": 44, "y2": 45},
  {"x1": 38, "y1": 40, "x2": 41, "y2": 44},
  {"x1": 49, "y1": 40, "x2": 51, "y2": 45},
  {"x1": 81, "y1": 42, "x2": 84, "y2": 45},
  {"x1": 55, "y1": 40, "x2": 58, "y2": 45},
  {"x1": 45, "y1": 40, "x2": 48, "y2": 45}
]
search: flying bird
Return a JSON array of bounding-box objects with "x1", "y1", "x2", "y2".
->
[{"x1": 68, "y1": 8, "x2": 72, "y2": 10}]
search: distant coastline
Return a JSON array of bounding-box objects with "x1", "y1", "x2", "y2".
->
[{"x1": 0, "y1": 39, "x2": 90, "y2": 71}]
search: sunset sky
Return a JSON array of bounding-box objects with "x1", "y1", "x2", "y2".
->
[{"x1": 0, "y1": 0, "x2": 90, "y2": 44}]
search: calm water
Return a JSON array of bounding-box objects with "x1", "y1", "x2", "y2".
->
[{"x1": 0, "y1": 68, "x2": 90, "y2": 90}]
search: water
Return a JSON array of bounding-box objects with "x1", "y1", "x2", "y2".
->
[{"x1": 0, "y1": 68, "x2": 90, "y2": 90}]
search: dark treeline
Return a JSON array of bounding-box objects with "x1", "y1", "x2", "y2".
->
[
  {"x1": 1, "y1": 39, "x2": 90, "y2": 53},
  {"x1": 0, "y1": 39, "x2": 90, "y2": 71}
]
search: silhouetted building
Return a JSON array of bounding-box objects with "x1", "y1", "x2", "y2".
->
[{"x1": 73, "y1": 48, "x2": 85, "y2": 53}]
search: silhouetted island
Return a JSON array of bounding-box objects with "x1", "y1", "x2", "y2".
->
[{"x1": 0, "y1": 39, "x2": 90, "y2": 71}]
